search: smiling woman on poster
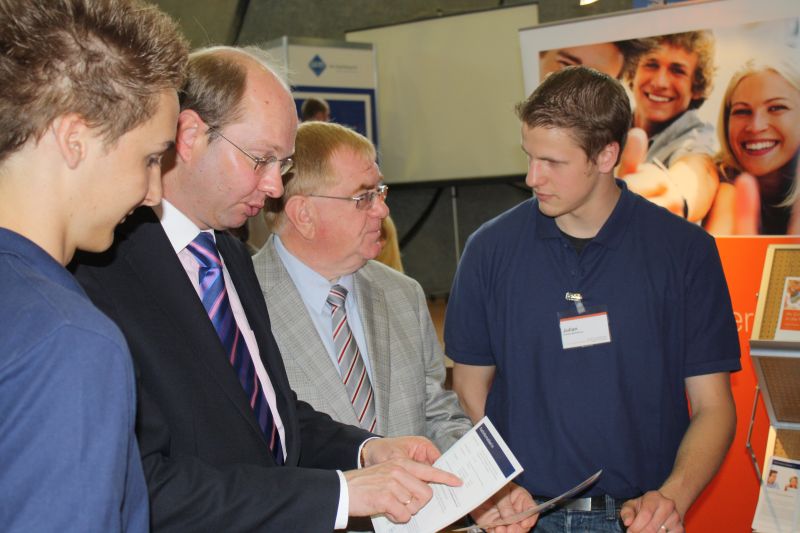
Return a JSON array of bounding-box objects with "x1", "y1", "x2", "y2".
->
[{"x1": 704, "y1": 56, "x2": 800, "y2": 235}]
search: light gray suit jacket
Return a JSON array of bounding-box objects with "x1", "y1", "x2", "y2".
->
[{"x1": 252, "y1": 235, "x2": 471, "y2": 451}]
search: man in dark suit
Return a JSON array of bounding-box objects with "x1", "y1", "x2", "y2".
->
[{"x1": 73, "y1": 45, "x2": 459, "y2": 532}]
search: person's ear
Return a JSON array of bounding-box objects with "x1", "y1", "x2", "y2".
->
[
  {"x1": 52, "y1": 113, "x2": 89, "y2": 169},
  {"x1": 284, "y1": 195, "x2": 316, "y2": 240},
  {"x1": 596, "y1": 142, "x2": 620, "y2": 174},
  {"x1": 175, "y1": 109, "x2": 203, "y2": 162}
]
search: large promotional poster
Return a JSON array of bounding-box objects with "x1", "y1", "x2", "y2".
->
[
  {"x1": 519, "y1": 1, "x2": 800, "y2": 530},
  {"x1": 520, "y1": 0, "x2": 800, "y2": 237}
]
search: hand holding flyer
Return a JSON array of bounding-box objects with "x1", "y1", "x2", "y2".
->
[
  {"x1": 371, "y1": 417, "x2": 523, "y2": 533},
  {"x1": 455, "y1": 470, "x2": 603, "y2": 531}
]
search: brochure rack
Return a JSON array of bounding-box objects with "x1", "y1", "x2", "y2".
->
[{"x1": 749, "y1": 244, "x2": 800, "y2": 475}]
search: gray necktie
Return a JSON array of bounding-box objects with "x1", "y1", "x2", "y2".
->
[{"x1": 327, "y1": 285, "x2": 376, "y2": 432}]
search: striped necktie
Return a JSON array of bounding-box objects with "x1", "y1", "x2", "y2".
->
[
  {"x1": 326, "y1": 285, "x2": 376, "y2": 432},
  {"x1": 186, "y1": 232, "x2": 283, "y2": 464}
]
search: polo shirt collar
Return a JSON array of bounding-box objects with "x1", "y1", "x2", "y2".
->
[
  {"x1": 534, "y1": 179, "x2": 635, "y2": 250},
  {"x1": 1, "y1": 228, "x2": 83, "y2": 294}
]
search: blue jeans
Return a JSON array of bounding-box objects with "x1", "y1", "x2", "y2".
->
[{"x1": 534, "y1": 502, "x2": 624, "y2": 533}]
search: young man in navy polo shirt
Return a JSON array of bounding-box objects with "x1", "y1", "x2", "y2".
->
[
  {"x1": 0, "y1": 1, "x2": 187, "y2": 530},
  {"x1": 445, "y1": 66, "x2": 740, "y2": 533}
]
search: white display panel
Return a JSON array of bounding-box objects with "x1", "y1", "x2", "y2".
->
[{"x1": 347, "y1": 5, "x2": 538, "y2": 185}]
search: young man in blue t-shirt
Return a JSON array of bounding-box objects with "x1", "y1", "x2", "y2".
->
[
  {"x1": 446, "y1": 66, "x2": 740, "y2": 533},
  {"x1": 0, "y1": 2, "x2": 187, "y2": 530}
]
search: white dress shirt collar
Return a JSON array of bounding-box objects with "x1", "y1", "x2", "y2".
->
[
  {"x1": 273, "y1": 234, "x2": 355, "y2": 314},
  {"x1": 159, "y1": 198, "x2": 211, "y2": 252}
]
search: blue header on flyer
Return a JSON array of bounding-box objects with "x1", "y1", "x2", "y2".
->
[
  {"x1": 477, "y1": 423, "x2": 514, "y2": 477},
  {"x1": 773, "y1": 459, "x2": 800, "y2": 471}
]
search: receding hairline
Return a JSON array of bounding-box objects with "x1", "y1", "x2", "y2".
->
[
  {"x1": 190, "y1": 46, "x2": 291, "y2": 92},
  {"x1": 186, "y1": 45, "x2": 296, "y2": 133}
]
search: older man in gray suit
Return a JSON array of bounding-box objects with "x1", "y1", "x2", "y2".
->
[
  {"x1": 252, "y1": 121, "x2": 471, "y2": 450},
  {"x1": 252, "y1": 121, "x2": 538, "y2": 532}
]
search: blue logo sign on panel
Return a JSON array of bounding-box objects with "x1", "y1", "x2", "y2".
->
[{"x1": 309, "y1": 54, "x2": 326, "y2": 77}]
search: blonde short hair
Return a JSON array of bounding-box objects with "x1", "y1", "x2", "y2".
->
[{"x1": 264, "y1": 121, "x2": 376, "y2": 232}]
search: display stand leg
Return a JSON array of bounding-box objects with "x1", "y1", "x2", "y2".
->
[{"x1": 746, "y1": 385, "x2": 763, "y2": 483}]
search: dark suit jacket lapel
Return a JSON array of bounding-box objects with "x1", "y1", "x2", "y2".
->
[
  {"x1": 120, "y1": 212, "x2": 272, "y2": 454},
  {"x1": 216, "y1": 232, "x2": 300, "y2": 465}
]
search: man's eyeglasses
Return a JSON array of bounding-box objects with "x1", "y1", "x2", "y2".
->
[
  {"x1": 208, "y1": 127, "x2": 294, "y2": 177},
  {"x1": 309, "y1": 184, "x2": 389, "y2": 211}
]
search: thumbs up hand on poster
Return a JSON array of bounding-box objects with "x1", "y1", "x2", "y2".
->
[
  {"x1": 703, "y1": 173, "x2": 761, "y2": 235},
  {"x1": 618, "y1": 127, "x2": 648, "y2": 177},
  {"x1": 618, "y1": 128, "x2": 687, "y2": 218},
  {"x1": 705, "y1": 157, "x2": 800, "y2": 236}
]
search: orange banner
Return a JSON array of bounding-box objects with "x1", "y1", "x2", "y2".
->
[{"x1": 687, "y1": 236, "x2": 800, "y2": 531}]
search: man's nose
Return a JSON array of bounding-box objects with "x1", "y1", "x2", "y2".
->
[
  {"x1": 526, "y1": 160, "x2": 544, "y2": 188},
  {"x1": 258, "y1": 164, "x2": 284, "y2": 199},
  {"x1": 141, "y1": 168, "x2": 163, "y2": 207}
]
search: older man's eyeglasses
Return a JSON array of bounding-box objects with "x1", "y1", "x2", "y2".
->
[
  {"x1": 309, "y1": 184, "x2": 389, "y2": 210},
  {"x1": 208, "y1": 127, "x2": 294, "y2": 176}
]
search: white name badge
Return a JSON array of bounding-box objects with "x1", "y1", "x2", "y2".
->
[{"x1": 559, "y1": 311, "x2": 611, "y2": 349}]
